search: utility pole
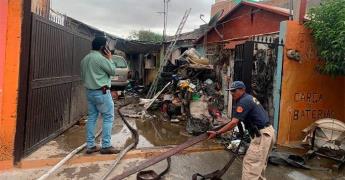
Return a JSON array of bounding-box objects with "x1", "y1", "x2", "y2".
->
[
  {"x1": 157, "y1": 0, "x2": 170, "y2": 56},
  {"x1": 160, "y1": 0, "x2": 170, "y2": 42},
  {"x1": 163, "y1": 0, "x2": 166, "y2": 42},
  {"x1": 289, "y1": 0, "x2": 294, "y2": 20}
]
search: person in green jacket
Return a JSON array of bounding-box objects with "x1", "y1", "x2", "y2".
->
[{"x1": 80, "y1": 36, "x2": 119, "y2": 154}]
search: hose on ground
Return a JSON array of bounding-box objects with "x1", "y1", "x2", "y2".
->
[
  {"x1": 37, "y1": 102, "x2": 139, "y2": 180},
  {"x1": 37, "y1": 129, "x2": 103, "y2": 180},
  {"x1": 101, "y1": 102, "x2": 139, "y2": 180}
]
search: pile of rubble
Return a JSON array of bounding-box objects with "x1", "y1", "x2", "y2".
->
[{"x1": 150, "y1": 48, "x2": 227, "y2": 135}]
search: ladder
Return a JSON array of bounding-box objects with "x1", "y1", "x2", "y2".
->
[{"x1": 146, "y1": 8, "x2": 192, "y2": 98}]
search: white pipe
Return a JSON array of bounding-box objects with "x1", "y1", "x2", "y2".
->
[
  {"x1": 144, "y1": 82, "x2": 172, "y2": 110},
  {"x1": 101, "y1": 143, "x2": 136, "y2": 180},
  {"x1": 37, "y1": 129, "x2": 102, "y2": 180}
]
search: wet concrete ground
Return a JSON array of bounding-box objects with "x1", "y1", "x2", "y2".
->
[
  {"x1": 26, "y1": 117, "x2": 192, "y2": 160},
  {"x1": 26, "y1": 99, "x2": 198, "y2": 160},
  {"x1": 4, "y1": 98, "x2": 345, "y2": 179},
  {"x1": 1, "y1": 150, "x2": 344, "y2": 180}
]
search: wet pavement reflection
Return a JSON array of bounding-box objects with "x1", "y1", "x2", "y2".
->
[
  {"x1": 112, "y1": 117, "x2": 191, "y2": 149},
  {"x1": 26, "y1": 103, "x2": 206, "y2": 160}
]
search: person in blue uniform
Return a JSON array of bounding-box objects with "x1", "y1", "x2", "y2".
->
[{"x1": 208, "y1": 81, "x2": 275, "y2": 180}]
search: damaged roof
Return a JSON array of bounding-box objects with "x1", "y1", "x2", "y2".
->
[
  {"x1": 114, "y1": 39, "x2": 161, "y2": 54},
  {"x1": 65, "y1": 16, "x2": 161, "y2": 54},
  {"x1": 165, "y1": 25, "x2": 208, "y2": 42}
]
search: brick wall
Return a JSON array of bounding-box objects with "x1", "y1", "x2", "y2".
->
[
  {"x1": 206, "y1": 5, "x2": 288, "y2": 43},
  {"x1": 211, "y1": 0, "x2": 236, "y2": 18}
]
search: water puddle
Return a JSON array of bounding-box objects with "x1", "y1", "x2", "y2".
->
[{"x1": 112, "y1": 117, "x2": 191, "y2": 149}]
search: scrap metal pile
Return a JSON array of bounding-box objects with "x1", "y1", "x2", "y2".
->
[{"x1": 149, "y1": 48, "x2": 227, "y2": 135}]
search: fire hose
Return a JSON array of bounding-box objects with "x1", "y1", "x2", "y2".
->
[
  {"x1": 37, "y1": 102, "x2": 240, "y2": 180},
  {"x1": 103, "y1": 102, "x2": 173, "y2": 180},
  {"x1": 100, "y1": 102, "x2": 139, "y2": 180},
  {"x1": 109, "y1": 123, "x2": 241, "y2": 180},
  {"x1": 110, "y1": 133, "x2": 209, "y2": 180},
  {"x1": 37, "y1": 102, "x2": 139, "y2": 180},
  {"x1": 191, "y1": 138, "x2": 244, "y2": 180}
]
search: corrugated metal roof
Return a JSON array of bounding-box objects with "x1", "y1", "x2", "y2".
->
[{"x1": 165, "y1": 25, "x2": 207, "y2": 42}]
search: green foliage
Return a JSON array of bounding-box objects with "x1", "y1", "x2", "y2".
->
[
  {"x1": 306, "y1": 0, "x2": 345, "y2": 76},
  {"x1": 128, "y1": 30, "x2": 162, "y2": 43}
]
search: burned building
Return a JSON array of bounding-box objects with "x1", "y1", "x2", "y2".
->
[{"x1": 195, "y1": 1, "x2": 291, "y2": 122}]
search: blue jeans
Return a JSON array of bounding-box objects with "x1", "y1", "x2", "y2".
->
[{"x1": 86, "y1": 89, "x2": 114, "y2": 149}]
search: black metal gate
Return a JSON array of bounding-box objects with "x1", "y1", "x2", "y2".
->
[
  {"x1": 22, "y1": 14, "x2": 91, "y2": 155},
  {"x1": 233, "y1": 37, "x2": 282, "y2": 123},
  {"x1": 234, "y1": 41, "x2": 254, "y2": 93},
  {"x1": 234, "y1": 38, "x2": 282, "y2": 92}
]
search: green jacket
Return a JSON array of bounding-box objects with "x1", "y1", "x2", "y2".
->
[{"x1": 80, "y1": 51, "x2": 116, "y2": 89}]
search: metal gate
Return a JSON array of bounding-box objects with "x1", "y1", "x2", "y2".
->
[
  {"x1": 234, "y1": 38, "x2": 282, "y2": 92},
  {"x1": 233, "y1": 36, "x2": 283, "y2": 123},
  {"x1": 22, "y1": 13, "x2": 91, "y2": 155},
  {"x1": 234, "y1": 41, "x2": 254, "y2": 93}
]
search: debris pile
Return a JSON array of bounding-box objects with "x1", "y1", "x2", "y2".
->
[
  {"x1": 150, "y1": 48, "x2": 227, "y2": 135},
  {"x1": 124, "y1": 48, "x2": 228, "y2": 135}
]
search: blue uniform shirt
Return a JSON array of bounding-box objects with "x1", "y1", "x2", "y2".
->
[{"x1": 232, "y1": 93, "x2": 269, "y2": 129}]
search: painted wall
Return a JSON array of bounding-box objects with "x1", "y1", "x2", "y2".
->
[
  {"x1": 277, "y1": 21, "x2": 345, "y2": 145},
  {"x1": 0, "y1": 0, "x2": 9, "y2": 128},
  {"x1": 0, "y1": 0, "x2": 23, "y2": 170},
  {"x1": 205, "y1": 6, "x2": 288, "y2": 44}
]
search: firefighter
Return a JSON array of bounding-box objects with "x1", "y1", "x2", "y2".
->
[{"x1": 208, "y1": 81, "x2": 275, "y2": 180}]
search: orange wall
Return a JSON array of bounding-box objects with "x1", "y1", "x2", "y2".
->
[
  {"x1": 0, "y1": 0, "x2": 24, "y2": 170},
  {"x1": 0, "y1": 0, "x2": 9, "y2": 125},
  {"x1": 277, "y1": 21, "x2": 345, "y2": 145}
]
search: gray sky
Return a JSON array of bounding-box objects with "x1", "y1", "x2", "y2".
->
[{"x1": 52, "y1": 0, "x2": 213, "y2": 38}]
